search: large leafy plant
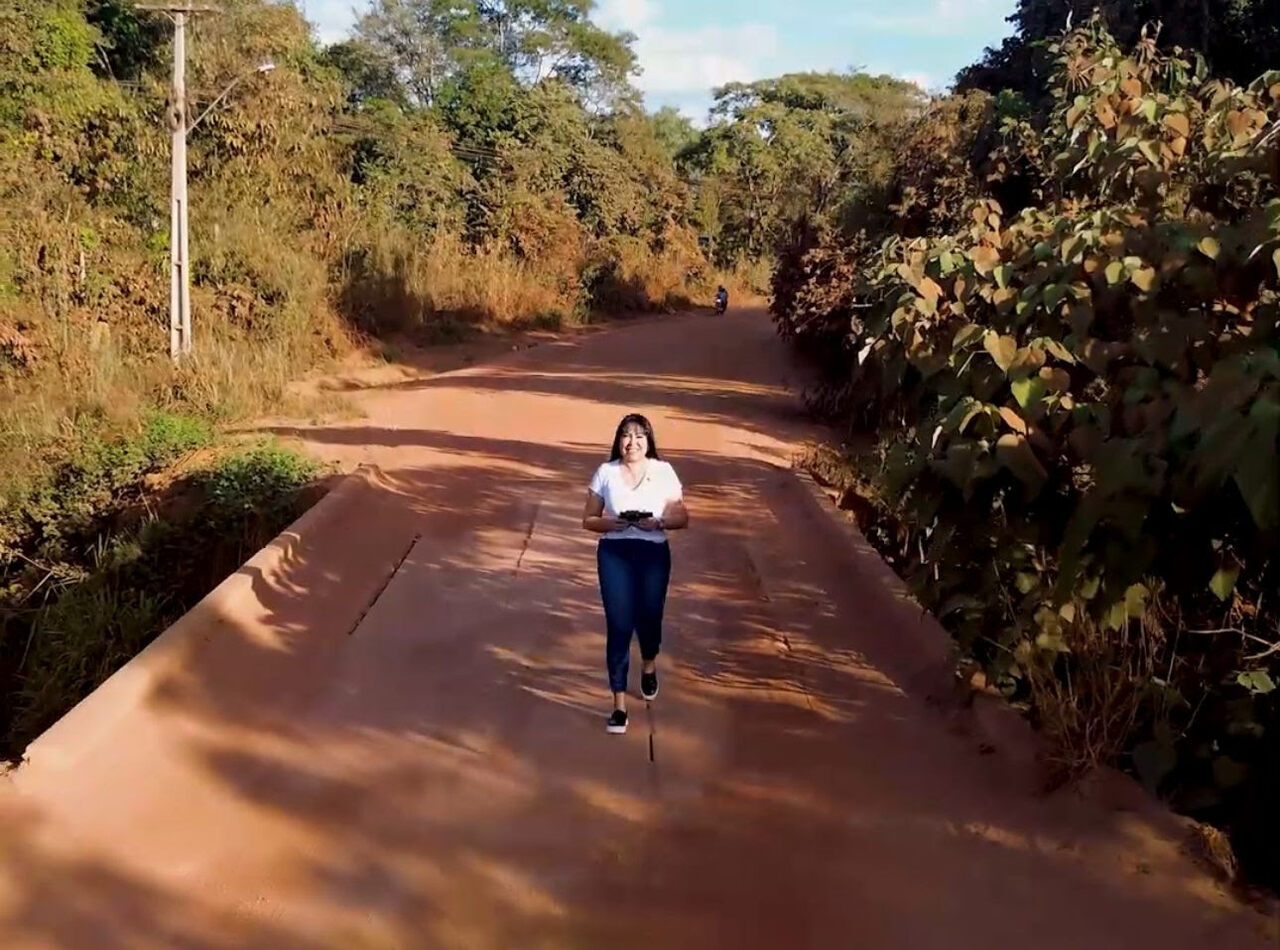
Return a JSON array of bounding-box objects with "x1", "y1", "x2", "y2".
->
[{"x1": 781, "y1": 18, "x2": 1280, "y2": 861}]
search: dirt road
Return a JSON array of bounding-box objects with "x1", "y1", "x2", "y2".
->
[{"x1": 0, "y1": 309, "x2": 1273, "y2": 948}]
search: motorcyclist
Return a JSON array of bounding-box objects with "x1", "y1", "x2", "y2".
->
[{"x1": 714, "y1": 285, "x2": 728, "y2": 313}]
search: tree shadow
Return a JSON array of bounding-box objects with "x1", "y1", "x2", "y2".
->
[{"x1": 1, "y1": 312, "x2": 1272, "y2": 947}]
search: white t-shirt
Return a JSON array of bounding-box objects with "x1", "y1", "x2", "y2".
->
[{"x1": 588, "y1": 459, "x2": 683, "y2": 543}]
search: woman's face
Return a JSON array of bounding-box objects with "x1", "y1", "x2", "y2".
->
[{"x1": 619, "y1": 424, "x2": 648, "y2": 461}]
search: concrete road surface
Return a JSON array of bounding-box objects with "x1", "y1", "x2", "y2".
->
[{"x1": 1, "y1": 309, "x2": 1273, "y2": 948}]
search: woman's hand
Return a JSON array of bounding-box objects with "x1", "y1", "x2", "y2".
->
[
  {"x1": 636, "y1": 517, "x2": 662, "y2": 531},
  {"x1": 657, "y1": 499, "x2": 688, "y2": 531},
  {"x1": 583, "y1": 490, "x2": 631, "y2": 533},
  {"x1": 585, "y1": 514, "x2": 628, "y2": 533}
]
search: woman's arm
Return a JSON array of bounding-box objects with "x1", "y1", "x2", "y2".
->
[
  {"x1": 638, "y1": 497, "x2": 688, "y2": 532},
  {"x1": 659, "y1": 498, "x2": 689, "y2": 530},
  {"x1": 583, "y1": 490, "x2": 626, "y2": 533}
]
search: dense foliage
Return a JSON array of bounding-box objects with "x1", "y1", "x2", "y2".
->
[
  {"x1": 959, "y1": 0, "x2": 1280, "y2": 101},
  {"x1": 0, "y1": 1, "x2": 922, "y2": 759},
  {"x1": 679, "y1": 72, "x2": 926, "y2": 265},
  {"x1": 775, "y1": 19, "x2": 1280, "y2": 886},
  {"x1": 0, "y1": 0, "x2": 705, "y2": 758}
]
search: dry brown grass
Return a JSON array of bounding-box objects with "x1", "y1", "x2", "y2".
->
[
  {"x1": 1025, "y1": 602, "x2": 1168, "y2": 783},
  {"x1": 721, "y1": 257, "x2": 774, "y2": 305},
  {"x1": 0, "y1": 314, "x2": 349, "y2": 508},
  {"x1": 343, "y1": 230, "x2": 579, "y2": 333}
]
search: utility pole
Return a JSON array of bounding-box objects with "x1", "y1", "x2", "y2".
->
[{"x1": 137, "y1": 4, "x2": 219, "y2": 361}]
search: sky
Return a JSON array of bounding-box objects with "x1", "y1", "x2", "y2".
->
[{"x1": 299, "y1": 0, "x2": 1019, "y2": 120}]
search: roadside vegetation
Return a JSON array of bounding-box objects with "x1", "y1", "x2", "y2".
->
[
  {"x1": 15, "y1": 0, "x2": 1273, "y2": 897},
  {"x1": 772, "y1": 6, "x2": 1280, "y2": 891},
  {"x1": 0, "y1": 1, "x2": 919, "y2": 759}
]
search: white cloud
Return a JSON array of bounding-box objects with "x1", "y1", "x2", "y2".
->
[
  {"x1": 302, "y1": 0, "x2": 778, "y2": 117},
  {"x1": 596, "y1": 0, "x2": 778, "y2": 110},
  {"x1": 299, "y1": 0, "x2": 364, "y2": 45},
  {"x1": 594, "y1": 0, "x2": 661, "y2": 32},
  {"x1": 632, "y1": 24, "x2": 779, "y2": 94},
  {"x1": 899, "y1": 71, "x2": 937, "y2": 93}
]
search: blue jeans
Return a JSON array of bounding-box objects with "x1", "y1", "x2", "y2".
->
[{"x1": 597, "y1": 539, "x2": 672, "y2": 694}]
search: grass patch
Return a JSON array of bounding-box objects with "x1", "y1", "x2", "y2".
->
[{"x1": 1, "y1": 438, "x2": 323, "y2": 759}]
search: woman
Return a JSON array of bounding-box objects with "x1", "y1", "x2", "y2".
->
[{"x1": 582, "y1": 413, "x2": 689, "y2": 734}]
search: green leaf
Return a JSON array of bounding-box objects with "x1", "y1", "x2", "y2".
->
[
  {"x1": 1104, "y1": 600, "x2": 1128, "y2": 631},
  {"x1": 1008, "y1": 343, "x2": 1045, "y2": 377},
  {"x1": 953, "y1": 323, "x2": 984, "y2": 348},
  {"x1": 1266, "y1": 199, "x2": 1280, "y2": 232},
  {"x1": 1043, "y1": 339, "x2": 1077, "y2": 364},
  {"x1": 1198, "y1": 236, "x2": 1221, "y2": 260},
  {"x1": 1209, "y1": 566, "x2": 1240, "y2": 601},
  {"x1": 1105, "y1": 260, "x2": 1125, "y2": 285},
  {"x1": 1015, "y1": 572, "x2": 1039, "y2": 594},
  {"x1": 944, "y1": 397, "x2": 984, "y2": 434},
  {"x1": 971, "y1": 245, "x2": 1000, "y2": 276},
  {"x1": 1035, "y1": 630, "x2": 1070, "y2": 652},
  {"x1": 1124, "y1": 583, "x2": 1150, "y2": 619},
  {"x1": 984, "y1": 332, "x2": 1017, "y2": 372},
  {"x1": 995, "y1": 433, "x2": 1047, "y2": 494},
  {"x1": 1011, "y1": 376, "x2": 1046, "y2": 410},
  {"x1": 994, "y1": 264, "x2": 1013, "y2": 289},
  {"x1": 1233, "y1": 457, "x2": 1280, "y2": 531},
  {"x1": 1141, "y1": 98, "x2": 1157, "y2": 122},
  {"x1": 1273, "y1": 247, "x2": 1280, "y2": 279},
  {"x1": 1042, "y1": 282, "x2": 1067, "y2": 310},
  {"x1": 1237, "y1": 670, "x2": 1277, "y2": 695},
  {"x1": 1130, "y1": 267, "x2": 1157, "y2": 292},
  {"x1": 1233, "y1": 401, "x2": 1280, "y2": 530}
]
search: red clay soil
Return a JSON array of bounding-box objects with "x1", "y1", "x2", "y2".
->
[{"x1": 0, "y1": 309, "x2": 1275, "y2": 949}]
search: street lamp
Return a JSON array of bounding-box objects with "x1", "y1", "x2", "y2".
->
[
  {"x1": 189, "y1": 60, "x2": 275, "y2": 134},
  {"x1": 137, "y1": 4, "x2": 274, "y2": 361}
]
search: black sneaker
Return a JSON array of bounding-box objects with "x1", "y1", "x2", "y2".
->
[
  {"x1": 606, "y1": 709, "x2": 628, "y2": 734},
  {"x1": 641, "y1": 670, "x2": 659, "y2": 701}
]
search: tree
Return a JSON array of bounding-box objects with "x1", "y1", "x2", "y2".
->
[
  {"x1": 958, "y1": 0, "x2": 1280, "y2": 97},
  {"x1": 322, "y1": 39, "x2": 408, "y2": 109},
  {"x1": 354, "y1": 0, "x2": 484, "y2": 106},
  {"x1": 85, "y1": 0, "x2": 166, "y2": 81},
  {"x1": 354, "y1": 0, "x2": 636, "y2": 109},
  {"x1": 682, "y1": 72, "x2": 926, "y2": 262},
  {"x1": 647, "y1": 105, "x2": 697, "y2": 160}
]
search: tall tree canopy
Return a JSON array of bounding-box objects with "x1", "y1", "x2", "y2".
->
[
  {"x1": 680, "y1": 72, "x2": 926, "y2": 262},
  {"x1": 353, "y1": 0, "x2": 636, "y2": 108},
  {"x1": 958, "y1": 0, "x2": 1280, "y2": 97}
]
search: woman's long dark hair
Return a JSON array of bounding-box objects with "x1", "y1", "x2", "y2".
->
[{"x1": 609, "y1": 413, "x2": 660, "y2": 461}]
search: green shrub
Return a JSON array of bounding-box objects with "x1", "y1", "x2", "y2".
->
[
  {"x1": 2, "y1": 440, "x2": 321, "y2": 758},
  {"x1": 777, "y1": 17, "x2": 1280, "y2": 885},
  {"x1": 202, "y1": 440, "x2": 317, "y2": 516}
]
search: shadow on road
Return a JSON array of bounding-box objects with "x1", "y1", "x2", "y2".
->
[{"x1": 0, "y1": 311, "x2": 1268, "y2": 949}]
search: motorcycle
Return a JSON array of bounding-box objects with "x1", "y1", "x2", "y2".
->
[{"x1": 714, "y1": 291, "x2": 728, "y2": 315}]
